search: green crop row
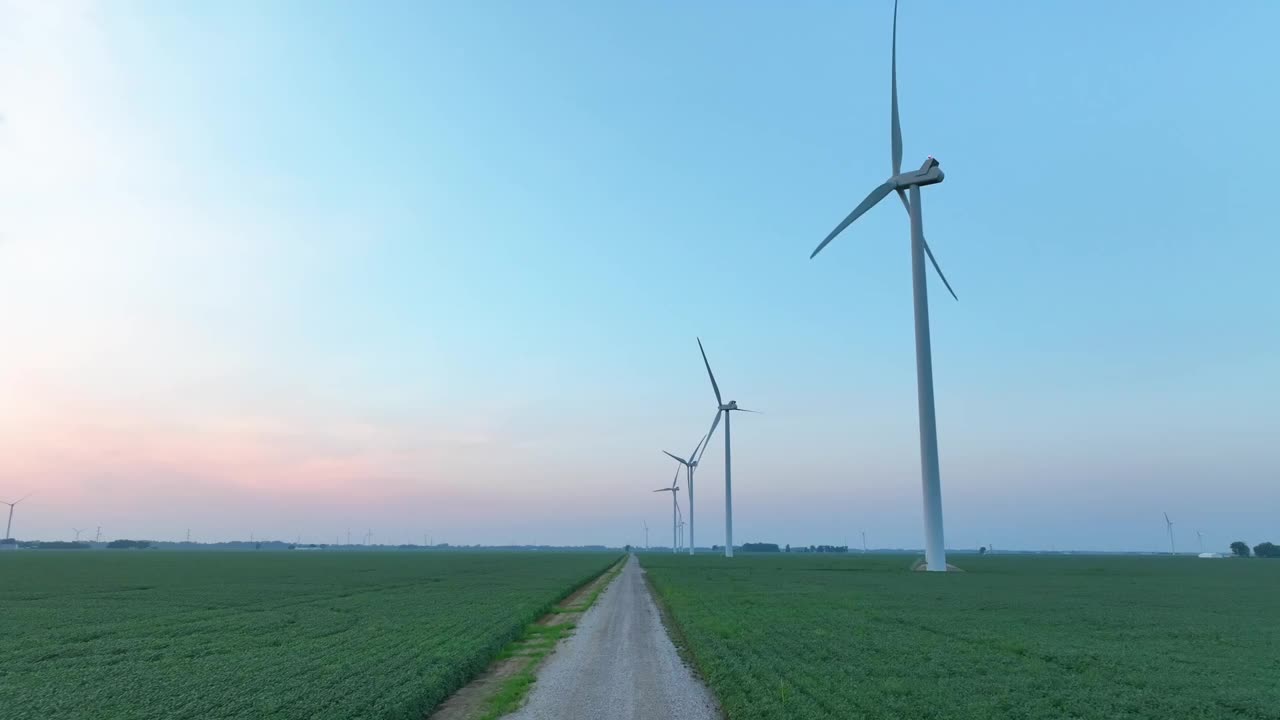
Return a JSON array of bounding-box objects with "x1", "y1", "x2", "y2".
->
[
  {"x1": 0, "y1": 551, "x2": 618, "y2": 719},
  {"x1": 642, "y1": 553, "x2": 1280, "y2": 720}
]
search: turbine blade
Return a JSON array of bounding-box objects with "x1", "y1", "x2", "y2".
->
[
  {"x1": 698, "y1": 411, "x2": 722, "y2": 463},
  {"x1": 663, "y1": 450, "x2": 689, "y2": 466},
  {"x1": 690, "y1": 432, "x2": 709, "y2": 464},
  {"x1": 891, "y1": 0, "x2": 902, "y2": 176},
  {"x1": 735, "y1": 407, "x2": 762, "y2": 414},
  {"x1": 896, "y1": 189, "x2": 958, "y2": 301},
  {"x1": 921, "y1": 238, "x2": 959, "y2": 301},
  {"x1": 811, "y1": 180, "x2": 895, "y2": 259},
  {"x1": 671, "y1": 465, "x2": 681, "y2": 489},
  {"x1": 697, "y1": 338, "x2": 723, "y2": 405}
]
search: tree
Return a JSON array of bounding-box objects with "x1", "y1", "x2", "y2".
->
[
  {"x1": 1254, "y1": 542, "x2": 1279, "y2": 558},
  {"x1": 785, "y1": 544, "x2": 791, "y2": 553},
  {"x1": 979, "y1": 546, "x2": 987, "y2": 555},
  {"x1": 742, "y1": 542, "x2": 780, "y2": 553},
  {"x1": 1231, "y1": 541, "x2": 1251, "y2": 557},
  {"x1": 106, "y1": 539, "x2": 151, "y2": 550},
  {"x1": 36, "y1": 541, "x2": 90, "y2": 550},
  {"x1": 624, "y1": 544, "x2": 632, "y2": 553}
]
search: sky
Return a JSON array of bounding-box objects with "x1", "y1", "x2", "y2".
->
[{"x1": 1, "y1": 0, "x2": 1277, "y2": 552}]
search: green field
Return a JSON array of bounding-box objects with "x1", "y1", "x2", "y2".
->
[
  {"x1": 0, "y1": 551, "x2": 618, "y2": 720},
  {"x1": 642, "y1": 553, "x2": 1280, "y2": 720}
]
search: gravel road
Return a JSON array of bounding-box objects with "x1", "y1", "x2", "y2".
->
[{"x1": 507, "y1": 555, "x2": 719, "y2": 720}]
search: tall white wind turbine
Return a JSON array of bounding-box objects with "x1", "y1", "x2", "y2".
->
[
  {"x1": 1164, "y1": 513, "x2": 1175, "y2": 555},
  {"x1": 2, "y1": 495, "x2": 30, "y2": 540},
  {"x1": 643, "y1": 521, "x2": 649, "y2": 550},
  {"x1": 1196, "y1": 529, "x2": 1204, "y2": 554},
  {"x1": 808, "y1": 0, "x2": 958, "y2": 571},
  {"x1": 697, "y1": 338, "x2": 757, "y2": 559},
  {"x1": 664, "y1": 433, "x2": 711, "y2": 556}
]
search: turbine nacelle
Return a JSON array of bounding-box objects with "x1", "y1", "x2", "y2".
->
[
  {"x1": 720, "y1": 400, "x2": 739, "y2": 411},
  {"x1": 891, "y1": 157, "x2": 944, "y2": 189}
]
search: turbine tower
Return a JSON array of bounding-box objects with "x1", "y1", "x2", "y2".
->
[
  {"x1": 809, "y1": 0, "x2": 957, "y2": 571},
  {"x1": 1196, "y1": 529, "x2": 1204, "y2": 554},
  {"x1": 664, "y1": 433, "x2": 711, "y2": 556},
  {"x1": 2, "y1": 495, "x2": 30, "y2": 540},
  {"x1": 73, "y1": 528, "x2": 84, "y2": 542},
  {"x1": 643, "y1": 521, "x2": 649, "y2": 550},
  {"x1": 653, "y1": 468, "x2": 680, "y2": 554},
  {"x1": 1164, "y1": 513, "x2": 1175, "y2": 555},
  {"x1": 697, "y1": 338, "x2": 757, "y2": 559}
]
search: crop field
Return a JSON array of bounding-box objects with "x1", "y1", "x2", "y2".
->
[
  {"x1": 642, "y1": 553, "x2": 1280, "y2": 720},
  {"x1": 0, "y1": 551, "x2": 618, "y2": 720}
]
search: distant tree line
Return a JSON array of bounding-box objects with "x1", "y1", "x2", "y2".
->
[
  {"x1": 106, "y1": 539, "x2": 152, "y2": 550},
  {"x1": 1230, "y1": 541, "x2": 1278, "y2": 558},
  {"x1": 785, "y1": 544, "x2": 849, "y2": 553}
]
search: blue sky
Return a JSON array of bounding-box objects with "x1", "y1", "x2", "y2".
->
[{"x1": 1, "y1": 1, "x2": 1277, "y2": 551}]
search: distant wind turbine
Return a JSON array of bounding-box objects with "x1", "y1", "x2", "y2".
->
[
  {"x1": 653, "y1": 466, "x2": 681, "y2": 555},
  {"x1": 1196, "y1": 529, "x2": 1204, "y2": 554},
  {"x1": 1164, "y1": 513, "x2": 1175, "y2": 555},
  {"x1": 862, "y1": 530, "x2": 867, "y2": 554},
  {"x1": 664, "y1": 433, "x2": 711, "y2": 556},
  {"x1": 2, "y1": 495, "x2": 30, "y2": 540},
  {"x1": 643, "y1": 520, "x2": 649, "y2": 550},
  {"x1": 676, "y1": 501, "x2": 685, "y2": 551},
  {"x1": 697, "y1": 338, "x2": 757, "y2": 559},
  {"x1": 807, "y1": 0, "x2": 957, "y2": 572},
  {"x1": 73, "y1": 528, "x2": 84, "y2": 542}
]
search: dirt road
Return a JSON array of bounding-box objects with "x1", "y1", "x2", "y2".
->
[{"x1": 507, "y1": 555, "x2": 719, "y2": 720}]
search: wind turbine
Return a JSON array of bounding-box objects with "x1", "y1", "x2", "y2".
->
[
  {"x1": 1164, "y1": 513, "x2": 1175, "y2": 555},
  {"x1": 664, "y1": 433, "x2": 711, "y2": 556},
  {"x1": 808, "y1": 0, "x2": 957, "y2": 572},
  {"x1": 675, "y1": 501, "x2": 685, "y2": 551},
  {"x1": 862, "y1": 530, "x2": 868, "y2": 554},
  {"x1": 697, "y1": 338, "x2": 757, "y2": 559},
  {"x1": 643, "y1": 521, "x2": 649, "y2": 550},
  {"x1": 73, "y1": 528, "x2": 84, "y2": 542},
  {"x1": 654, "y1": 465, "x2": 681, "y2": 554},
  {"x1": 2, "y1": 495, "x2": 30, "y2": 540},
  {"x1": 1196, "y1": 529, "x2": 1204, "y2": 554}
]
